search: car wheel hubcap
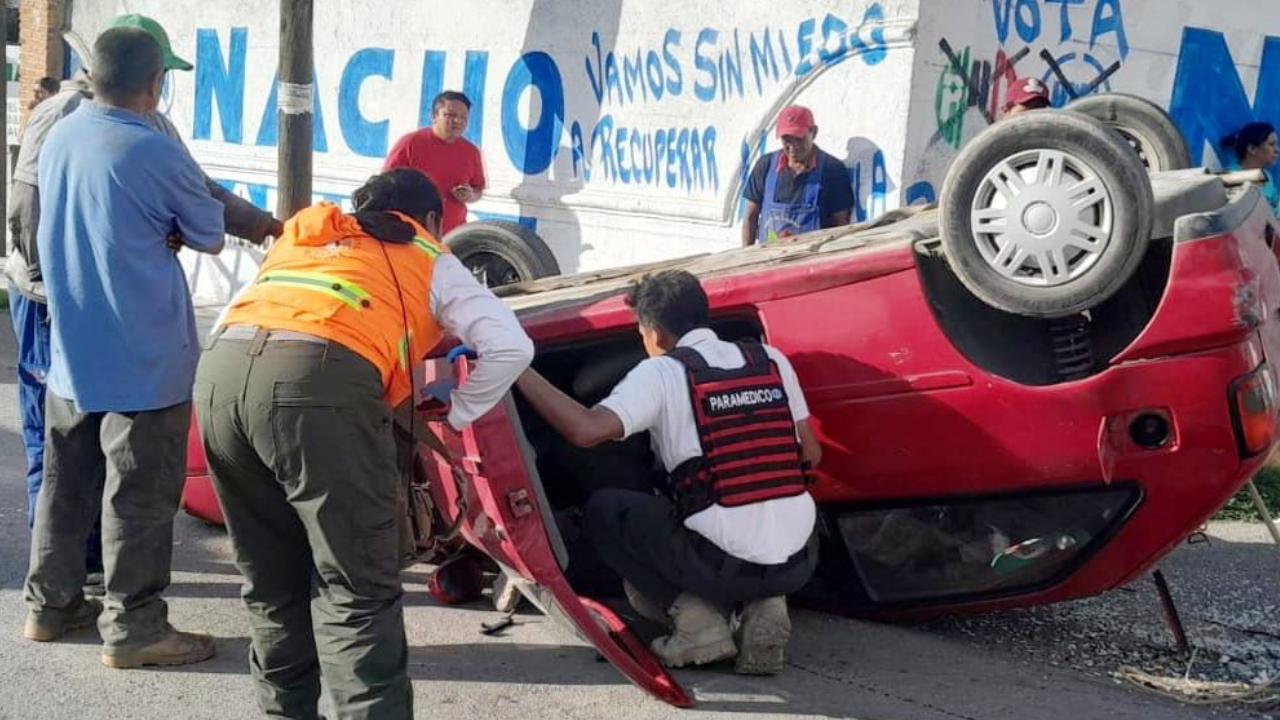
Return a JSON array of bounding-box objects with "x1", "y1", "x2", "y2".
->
[
  {"x1": 1022, "y1": 202, "x2": 1059, "y2": 236},
  {"x1": 970, "y1": 149, "x2": 1114, "y2": 288}
]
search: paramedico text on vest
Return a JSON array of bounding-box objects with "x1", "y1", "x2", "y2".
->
[{"x1": 667, "y1": 339, "x2": 814, "y2": 518}]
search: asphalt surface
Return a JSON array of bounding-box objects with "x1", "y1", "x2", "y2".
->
[{"x1": 0, "y1": 311, "x2": 1272, "y2": 720}]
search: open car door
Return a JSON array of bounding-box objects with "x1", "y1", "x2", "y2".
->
[{"x1": 415, "y1": 356, "x2": 693, "y2": 708}]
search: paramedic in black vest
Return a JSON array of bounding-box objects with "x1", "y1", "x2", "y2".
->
[
  {"x1": 515, "y1": 270, "x2": 822, "y2": 674},
  {"x1": 742, "y1": 104, "x2": 854, "y2": 246}
]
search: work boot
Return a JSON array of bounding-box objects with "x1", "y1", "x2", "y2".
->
[
  {"x1": 650, "y1": 593, "x2": 736, "y2": 668},
  {"x1": 101, "y1": 626, "x2": 216, "y2": 669},
  {"x1": 623, "y1": 581, "x2": 668, "y2": 624},
  {"x1": 23, "y1": 598, "x2": 103, "y2": 642},
  {"x1": 734, "y1": 596, "x2": 791, "y2": 675}
]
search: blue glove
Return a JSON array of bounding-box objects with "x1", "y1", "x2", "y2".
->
[
  {"x1": 417, "y1": 378, "x2": 456, "y2": 415},
  {"x1": 446, "y1": 344, "x2": 478, "y2": 364}
]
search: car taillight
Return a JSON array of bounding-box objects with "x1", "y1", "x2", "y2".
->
[
  {"x1": 1229, "y1": 364, "x2": 1278, "y2": 457},
  {"x1": 1234, "y1": 274, "x2": 1264, "y2": 329}
]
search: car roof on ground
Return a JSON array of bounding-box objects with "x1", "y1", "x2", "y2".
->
[
  {"x1": 498, "y1": 205, "x2": 939, "y2": 314},
  {"x1": 496, "y1": 169, "x2": 1233, "y2": 315}
]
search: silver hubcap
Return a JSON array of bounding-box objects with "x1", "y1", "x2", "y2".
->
[{"x1": 970, "y1": 149, "x2": 1114, "y2": 287}]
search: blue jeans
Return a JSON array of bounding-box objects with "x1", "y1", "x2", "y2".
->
[
  {"x1": 11, "y1": 287, "x2": 102, "y2": 572},
  {"x1": 11, "y1": 289, "x2": 49, "y2": 527}
]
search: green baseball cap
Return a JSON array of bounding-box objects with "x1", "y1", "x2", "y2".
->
[{"x1": 108, "y1": 14, "x2": 193, "y2": 71}]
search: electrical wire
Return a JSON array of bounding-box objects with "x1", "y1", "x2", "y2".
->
[{"x1": 376, "y1": 235, "x2": 418, "y2": 468}]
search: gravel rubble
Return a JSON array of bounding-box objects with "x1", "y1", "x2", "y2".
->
[{"x1": 914, "y1": 521, "x2": 1280, "y2": 716}]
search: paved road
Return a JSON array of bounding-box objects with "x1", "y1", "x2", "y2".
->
[{"x1": 0, "y1": 313, "x2": 1262, "y2": 720}]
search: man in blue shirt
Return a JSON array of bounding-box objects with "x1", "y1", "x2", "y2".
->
[
  {"x1": 5, "y1": 14, "x2": 281, "y2": 556},
  {"x1": 22, "y1": 26, "x2": 225, "y2": 670}
]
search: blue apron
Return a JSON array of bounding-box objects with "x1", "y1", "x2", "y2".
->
[
  {"x1": 1263, "y1": 168, "x2": 1280, "y2": 213},
  {"x1": 757, "y1": 151, "x2": 822, "y2": 244},
  {"x1": 1228, "y1": 161, "x2": 1280, "y2": 213}
]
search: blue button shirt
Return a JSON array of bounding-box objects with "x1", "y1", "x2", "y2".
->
[{"x1": 37, "y1": 102, "x2": 225, "y2": 413}]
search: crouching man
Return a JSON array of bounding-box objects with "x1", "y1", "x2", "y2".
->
[{"x1": 515, "y1": 270, "x2": 822, "y2": 674}]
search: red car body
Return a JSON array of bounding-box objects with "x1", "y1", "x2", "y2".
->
[{"x1": 183, "y1": 180, "x2": 1280, "y2": 706}]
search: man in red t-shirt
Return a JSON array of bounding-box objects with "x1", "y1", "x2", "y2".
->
[{"x1": 384, "y1": 91, "x2": 486, "y2": 235}]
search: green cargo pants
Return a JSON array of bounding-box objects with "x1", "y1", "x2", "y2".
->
[{"x1": 194, "y1": 329, "x2": 411, "y2": 720}]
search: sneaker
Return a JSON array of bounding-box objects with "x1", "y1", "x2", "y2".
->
[
  {"x1": 734, "y1": 596, "x2": 791, "y2": 675},
  {"x1": 623, "y1": 581, "x2": 668, "y2": 624},
  {"x1": 650, "y1": 593, "x2": 737, "y2": 668},
  {"x1": 23, "y1": 598, "x2": 104, "y2": 642},
  {"x1": 101, "y1": 627, "x2": 216, "y2": 669}
]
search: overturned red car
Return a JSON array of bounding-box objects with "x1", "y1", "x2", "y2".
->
[{"x1": 184, "y1": 107, "x2": 1280, "y2": 705}]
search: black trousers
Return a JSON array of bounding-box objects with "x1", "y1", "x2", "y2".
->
[{"x1": 584, "y1": 489, "x2": 818, "y2": 611}]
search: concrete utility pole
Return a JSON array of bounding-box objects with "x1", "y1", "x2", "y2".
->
[{"x1": 276, "y1": 0, "x2": 313, "y2": 222}]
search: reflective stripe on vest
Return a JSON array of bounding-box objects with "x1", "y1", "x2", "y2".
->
[
  {"x1": 398, "y1": 331, "x2": 413, "y2": 369},
  {"x1": 668, "y1": 340, "x2": 811, "y2": 518},
  {"x1": 413, "y1": 236, "x2": 442, "y2": 257},
  {"x1": 257, "y1": 270, "x2": 372, "y2": 310},
  {"x1": 219, "y1": 205, "x2": 448, "y2": 409}
]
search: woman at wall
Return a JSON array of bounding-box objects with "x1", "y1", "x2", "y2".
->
[{"x1": 1222, "y1": 122, "x2": 1280, "y2": 212}]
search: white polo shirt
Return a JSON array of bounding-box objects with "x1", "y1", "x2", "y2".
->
[{"x1": 598, "y1": 328, "x2": 816, "y2": 565}]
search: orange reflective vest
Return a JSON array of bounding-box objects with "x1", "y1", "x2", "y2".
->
[{"x1": 221, "y1": 203, "x2": 447, "y2": 407}]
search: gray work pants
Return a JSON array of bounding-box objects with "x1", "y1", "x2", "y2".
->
[
  {"x1": 195, "y1": 331, "x2": 410, "y2": 720},
  {"x1": 24, "y1": 394, "x2": 190, "y2": 649}
]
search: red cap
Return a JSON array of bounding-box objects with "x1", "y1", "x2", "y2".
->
[
  {"x1": 776, "y1": 104, "x2": 816, "y2": 138},
  {"x1": 1005, "y1": 77, "x2": 1050, "y2": 111}
]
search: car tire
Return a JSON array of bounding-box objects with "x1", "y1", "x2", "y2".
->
[
  {"x1": 939, "y1": 109, "x2": 1155, "y2": 318},
  {"x1": 443, "y1": 220, "x2": 561, "y2": 288},
  {"x1": 1067, "y1": 93, "x2": 1192, "y2": 172}
]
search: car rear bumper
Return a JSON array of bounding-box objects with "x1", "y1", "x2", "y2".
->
[{"x1": 816, "y1": 332, "x2": 1275, "y2": 617}]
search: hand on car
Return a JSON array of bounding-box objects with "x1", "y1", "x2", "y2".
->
[
  {"x1": 452, "y1": 184, "x2": 478, "y2": 204},
  {"x1": 416, "y1": 378, "x2": 456, "y2": 419}
]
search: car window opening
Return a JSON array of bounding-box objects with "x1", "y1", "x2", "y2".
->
[{"x1": 512, "y1": 315, "x2": 765, "y2": 600}]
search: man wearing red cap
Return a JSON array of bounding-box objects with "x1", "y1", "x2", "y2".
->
[
  {"x1": 742, "y1": 104, "x2": 854, "y2": 246},
  {"x1": 1004, "y1": 77, "x2": 1052, "y2": 118}
]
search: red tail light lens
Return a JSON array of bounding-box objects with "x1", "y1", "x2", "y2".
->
[{"x1": 1230, "y1": 364, "x2": 1278, "y2": 457}]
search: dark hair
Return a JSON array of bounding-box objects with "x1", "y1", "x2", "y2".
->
[
  {"x1": 37, "y1": 77, "x2": 60, "y2": 94},
  {"x1": 625, "y1": 270, "x2": 710, "y2": 338},
  {"x1": 1222, "y1": 122, "x2": 1277, "y2": 162},
  {"x1": 91, "y1": 27, "x2": 163, "y2": 104},
  {"x1": 431, "y1": 91, "x2": 472, "y2": 115},
  {"x1": 352, "y1": 168, "x2": 443, "y2": 225}
]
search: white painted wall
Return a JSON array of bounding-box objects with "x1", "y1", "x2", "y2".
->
[
  {"x1": 66, "y1": 0, "x2": 922, "y2": 301},
  {"x1": 61, "y1": 1, "x2": 1280, "y2": 303},
  {"x1": 905, "y1": 0, "x2": 1280, "y2": 204}
]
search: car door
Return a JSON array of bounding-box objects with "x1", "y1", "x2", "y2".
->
[{"x1": 415, "y1": 356, "x2": 693, "y2": 708}]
